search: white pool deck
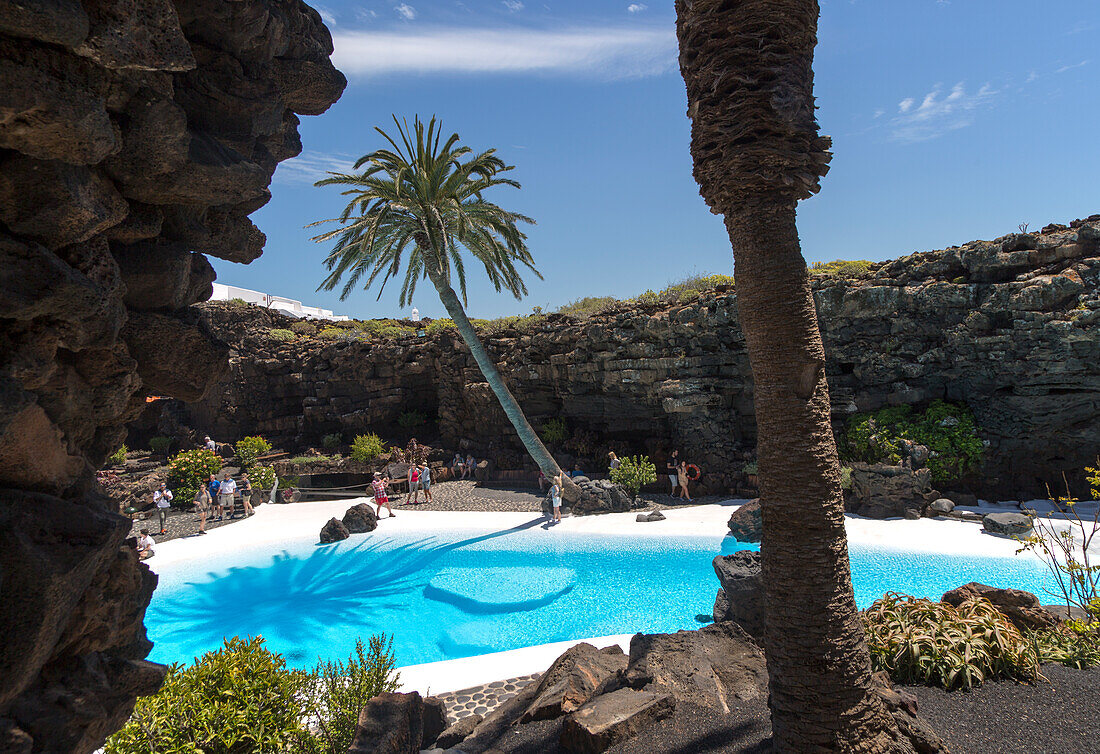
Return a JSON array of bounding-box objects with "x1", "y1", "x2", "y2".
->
[{"x1": 146, "y1": 496, "x2": 1092, "y2": 694}]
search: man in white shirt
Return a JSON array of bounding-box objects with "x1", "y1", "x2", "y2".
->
[
  {"x1": 136, "y1": 529, "x2": 155, "y2": 560},
  {"x1": 219, "y1": 475, "x2": 238, "y2": 519},
  {"x1": 153, "y1": 483, "x2": 173, "y2": 534},
  {"x1": 204, "y1": 436, "x2": 216, "y2": 452}
]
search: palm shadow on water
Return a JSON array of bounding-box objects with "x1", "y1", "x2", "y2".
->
[{"x1": 149, "y1": 517, "x2": 547, "y2": 657}]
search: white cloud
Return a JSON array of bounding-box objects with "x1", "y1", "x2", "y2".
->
[
  {"x1": 273, "y1": 151, "x2": 359, "y2": 185},
  {"x1": 395, "y1": 4, "x2": 417, "y2": 20},
  {"x1": 1025, "y1": 70, "x2": 1039, "y2": 83},
  {"x1": 1055, "y1": 59, "x2": 1089, "y2": 73},
  {"x1": 331, "y1": 25, "x2": 677, "y2": 79},
  {"x1": 503, "y1": 0, "x2": 524, "y2": 11},
  {"x1": 627, "y1": 3, "x2": 648, "y2": 12},
  {"x1": 314, "y1": 4, "x2": 337, "y2": 25},
  {"x1": 889, "y1": 82, "x2": 997, "y2": 143}
]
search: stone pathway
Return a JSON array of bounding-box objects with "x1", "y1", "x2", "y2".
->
[{"x1": 433, "y1": 673, "x2": 541, "y2": 720}]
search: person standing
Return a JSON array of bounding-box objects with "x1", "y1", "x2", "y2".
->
[
  {"x1": 608, "y1": 452, "x2": 621, "y2": 473},
  {"x1": 208, "y1": 474, "x2": 222, "y2": 520},
  {"x1": 239, "y1": 472, "x2": 255, "y2": 517},
  {"x1": 677, "y1": 460, "x2": 693, "y2": 502},
  {"x1": 136, "y1": 529, "x2": 155, "y2": 560},
  {"x1": 219, "y1": 474, "x2": 237, "y2": 519},
  {"x1": 420, "y1": 463, "x2": 433, "y2": 503},
  {"x1": 405, "y1": 464, "x2": 421, "y2": 505},
  {"x1": 193, "y1": 484, "x2": 210, "y2": 534},
  {"x1": 549, "y1": 475, "x2": 563, "y2": 523},
  {"x1": 666, "y1": 450, "x2": 680, "y2": 499},
  {"x1": 153, "y1": 483, "x2": 173, "y2": 535},
  {"x1": 372, "y1": 472, "x2": 394, "y2": 518}
]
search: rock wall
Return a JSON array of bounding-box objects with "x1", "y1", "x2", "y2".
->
[
  {"x1": 0, "y1": 2, "x2": 344, "y2": 751},
  {"x1": 174, "y1": 218, "x2": 1100, "y2": 500}
]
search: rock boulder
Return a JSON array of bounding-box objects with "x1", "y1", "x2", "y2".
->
[
  {"x1": 347, "y1": 692, "x2": 429, "y2": 754},
  {"x1": 559, "y1": 688, "x2": 674, "y2": 754},
  {"x1": 942, "y1": 582, "x2": 1059, "y2": 632},
  {"x1": 342, "y1": 503, "x2": 379, "y2": 534},
  {"x1": 982, "y1": 512, "x2": 1033, "y2": 537},
  {"x1": 847, "y1": 464, "x2": 938, "y2": 519},
  {"x1": 521, "y1": 643, "x2": 627, "y2": 722},
  {"x1": 726, "y1": 499, "x2": 761, "y2": 541},
  {"x1": 711, "y1": 551, "x2": 765, "y2": 639},
  {"x1": 319, "y1": 517, "x2": 350, "y2": 544}
]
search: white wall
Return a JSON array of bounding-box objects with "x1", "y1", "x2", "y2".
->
[{"x1": 210, "y1": 283, "x2": 348, "y2": 321}]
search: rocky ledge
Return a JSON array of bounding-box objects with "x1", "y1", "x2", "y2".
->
[{"x1": 0, "y1": 2, "x2": 344, "y2": 751}]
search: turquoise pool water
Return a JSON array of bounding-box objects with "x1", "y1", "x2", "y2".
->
[{"x1": 146, "y1": 523, "x2": 1051, "y2": 669}]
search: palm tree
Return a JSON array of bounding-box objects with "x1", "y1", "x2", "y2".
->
[
  {"x1": 675, "y1": 2, "x2": 940, "y2": 752},
  {"x1": 310, "y1": 116, "x2": 562, "y2": 484}
]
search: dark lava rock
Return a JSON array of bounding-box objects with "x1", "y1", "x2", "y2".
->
[
  {"x1": 348, "y1": 691, "x2": 429, "y2": 754},
  {"x1": 982, "y1": 511, "x2": 1033, "y2": 537},
  {"x1": 342, "y1": 503, "x2": 379, "y2": 534},
  {"x1": 635, "y1": 511, "x2": 665, "y2": 522},
  {"x1": 559, "y1": 688, "x2": 675, "y2": 754},
  {"x1": 711, "y1": 550, "x2": 765, "y2": 639},
  {"x1": 423, "y1": 696, "x2": 449, "y2": 747},
  {"x1": 847, "y1": 464, "x2": 938, "y2": 519},
  {"x1": 942, "y1": 582, "x2": 1059, "y2": 632},
  {"x1": 928, "y1": 497, "x2": 955, "y2": 515},
  {"x1": 624, "y1": 621, "x2": 767, "y2": 713},
  {"x1": 521, "y1": 643, "x2": 627, "y2": 722},
  {"x1": 435, "y1": 712, "x2": 481, "y2": 749},
  {"x1": 726, "y1": 499, "x2": 761, "y2": 542},
  {"x1": 319, "y1": 517, "x2": 350, "y2": 544}
]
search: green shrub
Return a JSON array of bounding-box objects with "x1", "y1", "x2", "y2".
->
[
  {"x1": 840, "y1": 466, "x2": 852, "y2": 490},
  {"x1": 234, "y1": 435, "x2": 272, "y2": 469},
  {"x1": 840, "y1": 400, "x2": 984, "y2": 483},
  {"x1": 107, "y1": 444, "x2": 128, "y2": 466},
  {"x1": 228, "y1": 297, "x2": 250, "y2": 306},
  {"x1": 557, "y1": 296, "x2": 619, "y2": 319},
  {"x1": 318, "y1": 327, "x2": 343, "y2": 340},
  {"x1": 149, "y1": 436, "x2": 172, "y2": 456},
  {"x1": 249, "y1": 465, "x2": 277, "y2": 492},
  {"x1": 678, "y1": 288, "x2": 700, "y2": 304},
  {"x1": 379, "y1": 325, "x2": 414, "y2": 339},
  {"x1": 167, "y1": 448, "x2": 222, "y2": 504},
  {"x1": 397, "y1": 410, "x2": 425, "y2": 429},
  {"x1": 104, "y1": 636, "x2": 313, "y2": 754},
  {"x1": 300, "y1": 636, "x2": 400, "y2": 754},
  {"x1": 862, "y1": 593, "x2": 1037, "y2": 689},
  {"x1": 657, "y1": 272, "x2": 735, "y2": 302},
  {"x1": 425, "y1": 318, "x2": 457, "y2": 337},
  {"x1": 634, "y1": 289, "x2": 659, "y2": 306},
  {"x1": 290, "y1": 320, "x2": 318, "y2": 336},
  {"x1": 322, "y1": 433, "x2": 342, "y2": 450},
  {"x1": 1033, "y1": 617, "x2": 1100, "y2": 669},
  {"x1": 350, "y1": 433, "x2": 387, "y2": 462},
  {"x1": 809, "y1": 259, "x2": 873, "y2": 277},
  {"x1": 540, "y1": 418, "x2": 568, "y2": 444},
  {"x1": 742, "y1": 461, "x2": 758, "y2": 476},
  {"x1": 269, "y1": 328, "x2": 297, "y2": 342},
  {"x1": 610, "y1": 455, "x2": 658, "y2": 496}
]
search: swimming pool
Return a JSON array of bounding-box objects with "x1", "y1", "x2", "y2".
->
[{"x1": 145, "y1": 519, "x2": 1052, "y2": 670}]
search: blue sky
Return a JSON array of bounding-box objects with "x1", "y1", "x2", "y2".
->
[{"x1": 220, "y1": 0, "x2": 1100, "y2": 320}]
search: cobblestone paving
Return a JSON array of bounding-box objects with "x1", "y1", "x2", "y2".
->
[{"x1": 433, "y1": 673, "x2": 542, "y2": 721}]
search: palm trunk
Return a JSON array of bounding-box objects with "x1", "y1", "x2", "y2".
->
[
  {"x1": 426, "y1": 268, "x2": 561, "y2": 481},
  {"x1": 728, "y1": 204, "x2": 898, "y2": 752}
]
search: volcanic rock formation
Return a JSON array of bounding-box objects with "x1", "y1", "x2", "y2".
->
[
  {"x1": 163, "y1": 218, "x2": 1100, "y2": 500},
  {"x1": 0, "y1": 2, "x2": 344, "y2": 750}
]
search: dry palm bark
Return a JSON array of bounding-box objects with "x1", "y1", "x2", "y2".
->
[{"x1": 675, "y1": 1, "x2": 943, "y2": 751}]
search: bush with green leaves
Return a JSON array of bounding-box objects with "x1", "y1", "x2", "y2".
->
[
  {"x1": 234, "y1": 435, "x2": 272, "y2": 469},
  {"x1": 321, "y1": 433, "x2": 342, "y2": 450},
  {"x1": 107, "y1": 444, "x2": 128, "y2": 466},
  {"x1": 167, "y1": 448, "x2": 222, "y2": 504},
  {"x1": 269, "y1": 328, "x2": 297, "y2": 342},
  {"x1": 290, "y1": 320, "x2": 318, "y2": 336},
  {"x1": 104, "y1": 636, "x2": 314, "y2": 754},
  {"x1": 862, "y1": 593, "x2": 1037, "y2": 689},
  {"x1": 808, "y1": 259, "x2": 873, "y2": 277},
  {"x1": 610, "y1": 455, "x2": 658, "y2": 497},
  {"x1": 840, "y1": 400, "x2": 984, "y2": 483},
  {"x1": 540, "y1": 418, "x2": 568, "y2": 445},
  {"x1": 1032, "y1": 615, "x2": 1100, "y2": 669},
  {"x1": 350, "y1": 433, "x2": 387, "y2": 462},
  {"x1": 397, "y1": 410, "x2": 425, "y2": 429},
  {"x1": 149, "y1": 436, "x2": 172, "y2": 456},
  {"x1": 299, "y1": 635, "x2": 400, "y2": 754},
  {"x1": 425, "y1": 318, "x2": 457, "y2": 336},
  {"x1": 557, "y1": 296, "x2": 619, "y2": 319},
  {"x1": 318, "y1": 327, "x2": 343, "y2": 340},
  {"x1": 249, "y1": 465, "x2": 276, "y2": 492}
]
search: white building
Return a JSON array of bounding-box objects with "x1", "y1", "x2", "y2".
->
[{"x1": 210, "y1": 283, "x2": 349, "y2": 321}]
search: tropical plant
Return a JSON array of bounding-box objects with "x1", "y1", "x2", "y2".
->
[
  {"x1": 1032, "y1": 617, "x2": 1100, "y2": 669},
  {"x1": 539, "y1": 418, "x2": 568, "y2": 445},
  {"x1": 249, "y1": 465, "x2": 277, "y2": 492},
  {"x1": 107, "y1": 444, "x2": 128, "y2": 466},
  {"x1": 610, "y1": 455, "x2": 657, "y2": 497},
  {"x1": 149, "y1": 436, "x2": 172, "y2": 456},
  {"x1": 862, "y1": 593, "x2": 1038, "y2": 689},
  {"x1": 269, "y1": 328, "x2": 297, "y2": 342},
  {"x1": 299, "y1": 635, "x2": 400, "y2": 754},
  {"x1": 397, "y1": 410, "x2": 425, "y2": 429},
  {"x1": 350, "y1": 433, "x2": 387, "y2": 462},
  {"x1": 234, "y1": 435, "x2": 272, "y2": 469},
  {"x1": 104, "y1": 636, "x2": 313, "y2": 754},
  {"x1": 675, "y1": 2, "x2": 927, "y2": 749},
  {"x1": 322, "y1": 433, "x2": 342, "y2": 450},
  {"x1": 166, "y1": 448, "x2": 222, "y2": 503},
  {"x1": 310, "y1": 115, "x2": 563, "y2": 485}
]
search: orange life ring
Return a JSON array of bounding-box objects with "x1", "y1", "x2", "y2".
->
[{"x1": 685, "y1": 464, "x2": 701, "y2": 481}]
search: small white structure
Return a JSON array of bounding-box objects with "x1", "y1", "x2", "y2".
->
[
  {"x1": 410, "y1": 307, "x2": 420, "y2": 322},
  {"x1": 210, "y1": 283, "x2": 349, "y2": 321}
]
